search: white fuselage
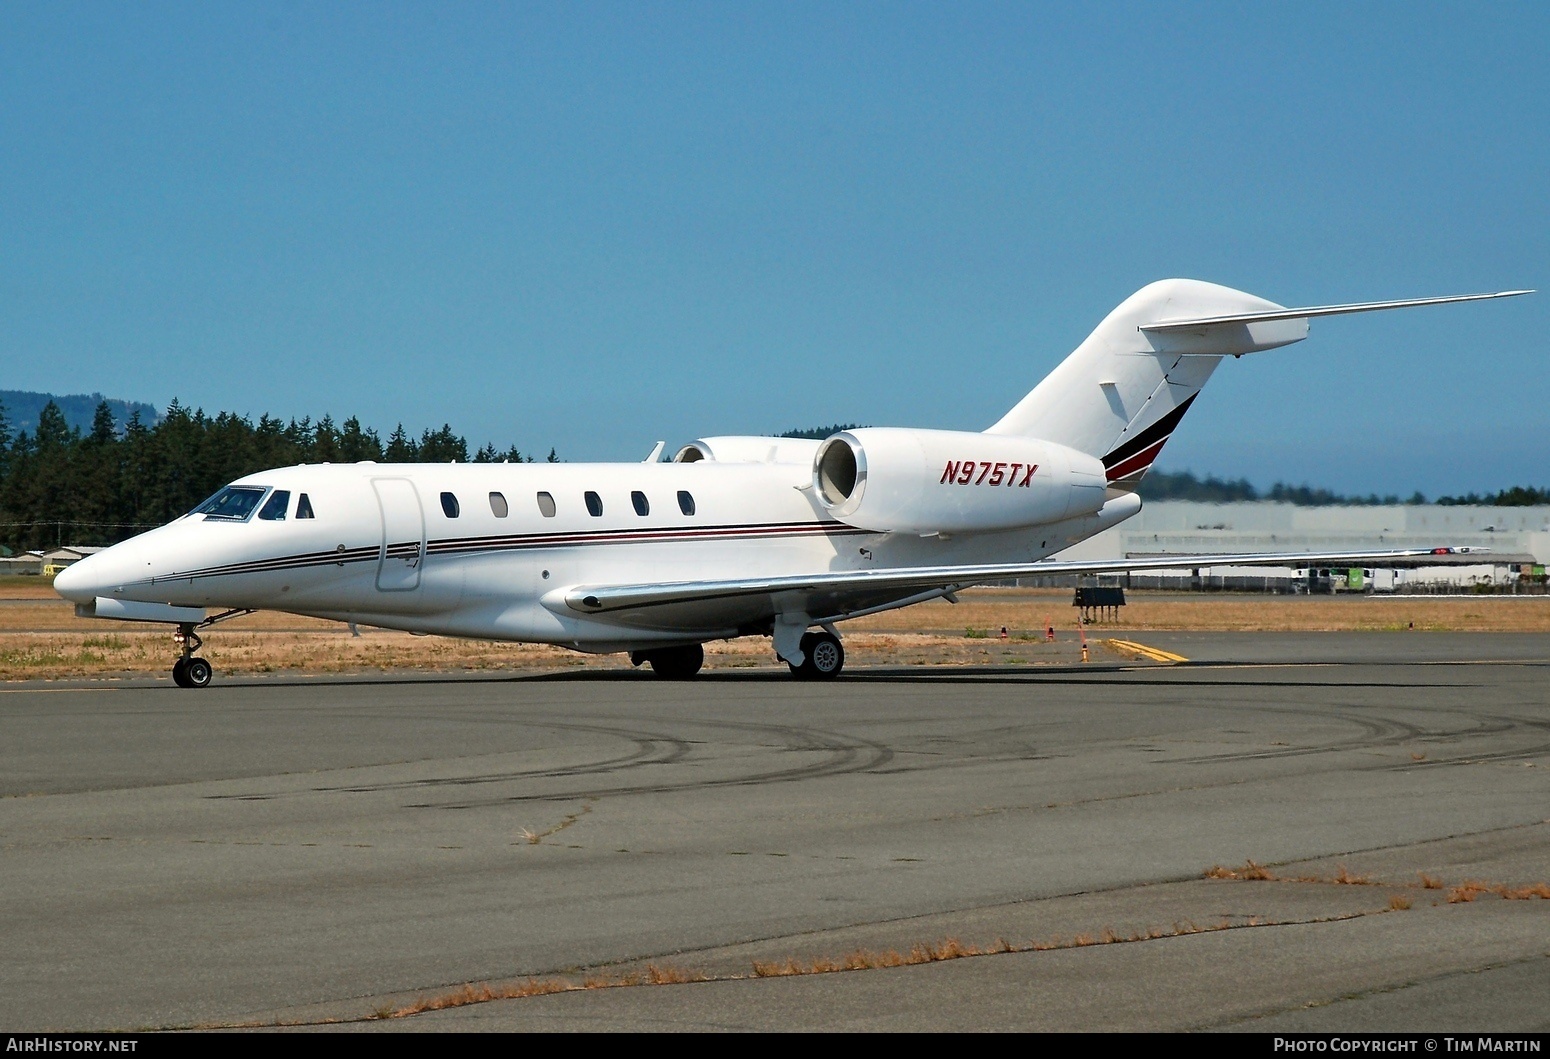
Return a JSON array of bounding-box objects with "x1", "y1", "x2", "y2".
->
[{"x1": 55, "y1": 457, "x2": 1121, "y2": 652}]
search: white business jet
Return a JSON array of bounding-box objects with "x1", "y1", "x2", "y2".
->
[{"x1": 55, "y1": 279, "x2": 1529, "y2": 687}]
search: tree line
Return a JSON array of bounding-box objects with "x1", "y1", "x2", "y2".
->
[
  {"x1": 0, "y1": 399, "x2": 553, "y2": 551},
  {"x1": 1138, "y1": 469, "x2": 1549, "y2": 508},
  {"x1": 0, "y1": 400, "x2": 1543, "y2": 552}
]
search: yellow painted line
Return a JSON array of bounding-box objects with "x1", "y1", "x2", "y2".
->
[{"x1": 1105, "y1": 639, "x2": 1189, "y2": 664}]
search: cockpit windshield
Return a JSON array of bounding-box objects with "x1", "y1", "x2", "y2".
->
[{"x1": 191, "y1": 486, "x2": 269, "y2": 522}]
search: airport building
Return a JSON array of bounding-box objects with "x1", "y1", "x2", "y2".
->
[{"x1": 1053, "y1": 502, "x2": 1550, "y2": 592}]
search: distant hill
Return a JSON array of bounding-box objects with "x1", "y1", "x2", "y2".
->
[{"x1": 0, "y1": 390, "x2": 160, "y2": 437}]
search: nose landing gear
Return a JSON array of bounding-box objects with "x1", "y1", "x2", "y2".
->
[
  {"x1": 171, "y1": 623, "x2": 213, "y2": 688},
  {"x1": 166, "y1": 609, "x2": 251, "y2": 688}
]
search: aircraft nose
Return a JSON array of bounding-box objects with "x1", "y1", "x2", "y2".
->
[{"x1": 53, "y1": 551, "x2": 116, "y2": 603}]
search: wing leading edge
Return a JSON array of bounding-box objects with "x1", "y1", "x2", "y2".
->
[{"x1": 552, "y1": 547, "x2": 1472, "y2": 626}]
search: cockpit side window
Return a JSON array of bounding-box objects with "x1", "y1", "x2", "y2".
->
[
  {"x1": 194, "y1": 486, "x2": 268, "y2": 522},
  {"x1": 257, "y1": 490, "x2": 291, "y2": 521},
  {"x1": 296, "y1": 493, "x2": 316, "y2": 519}
]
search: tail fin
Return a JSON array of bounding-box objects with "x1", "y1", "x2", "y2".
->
[{"x1": 986, "y1": 279, "x2": 1529, "y2": 492}]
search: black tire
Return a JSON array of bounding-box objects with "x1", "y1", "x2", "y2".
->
[
  {"x1": 647, "y1": 644, "x2": 704, "y2": 680},
  {"x1": 171, "y1": 658, "x2": 191, "y2": 688},
  {"x1": 184, "y1": 657, "x2": 214, "y2": 688},
  {"x1": 788, "y1": 631, "x2": 844, "y2": 679}
]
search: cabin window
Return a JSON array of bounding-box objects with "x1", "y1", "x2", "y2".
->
[
  {"x1": 296, "y1": 493, "x2": 315, "y2": 519},
  {"x1": 441, "y1": 492, "x2": 460, "y2": 518},
  {"x1": 193, "y1": 486, "x2": 267, "y2": 522},
  {"x1": 489, "y1": 492, "x2": 509, "y2": 518},
  {"x1": 584, "y1": 491, "x2": 603, "y2": 517},
  {"x1": 631, "y1": 490, "x2": 649, "y2": 516},
  {"x1": 536, "y1": 491, "x2": 557, "y2": 518},
  {"x1": 257, "y1": 490, "x2": 291, "y2": 521},
  {"x1": 677, "y1": 490, "x2": 695, "y2": 516}
]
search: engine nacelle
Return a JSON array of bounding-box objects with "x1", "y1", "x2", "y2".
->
[
  {"x1": 673, "y1": 436, "x2": 822, "y2": 465},
  {"x1": 813, "y1": 428, "x2": 1108, "y2": 534}
]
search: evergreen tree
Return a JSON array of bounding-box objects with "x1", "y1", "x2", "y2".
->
[
  {"x1": 313, "y1": 415, "x2": 339, "y2": 463},
  {"x1": 87, "y1": 401, "x2": 117, "y2": 445},
  {"x1": 0, "y1": 399, "x2": 11, "y2": 480},
  {"x1": 34, "y1": 401, "x2": 73, "y2": 449},
  {"x1": 417, "y1": 424, "x2": 468, "y2": 463},
  {"x1": 337, "y1": 417, "x2": 383, "y2": 462},
  {"x1": 385, "y1": 424, "x2": 416, "y2": 461}
]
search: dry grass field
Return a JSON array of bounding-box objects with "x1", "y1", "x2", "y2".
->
[{"x1": 1, "y1": 577, "x2": 1546, "y2": 681}]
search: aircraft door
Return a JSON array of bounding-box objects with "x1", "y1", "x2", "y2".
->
[{"x1": 372, "y1": 478, "x2": 426, "y2": 591}]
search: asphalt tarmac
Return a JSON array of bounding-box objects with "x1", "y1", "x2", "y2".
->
[{"x1": 2, "y1": 632, "x2": 1547, "y2": 1032}]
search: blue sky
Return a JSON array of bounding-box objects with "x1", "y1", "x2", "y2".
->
[{"x1": 1, "y1": 1, "x2": 1544, "y2": 495}]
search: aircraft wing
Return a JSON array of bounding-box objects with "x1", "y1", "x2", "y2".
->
[{"x1": 553, "y1": 547, "x2": 1472, "y2": 628}]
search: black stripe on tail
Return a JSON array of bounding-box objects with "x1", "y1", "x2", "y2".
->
[{"x1": 1100, "y1": 393, "x2": 1197, "y2": 482}]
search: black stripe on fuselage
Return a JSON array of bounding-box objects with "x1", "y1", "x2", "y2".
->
[{"x1": 167, "y1": 520, "x2": 868, "y2": 583}]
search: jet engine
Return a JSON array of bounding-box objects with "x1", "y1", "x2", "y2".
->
[
  {"x1": 813, "y1": 428, "x2": 1108, "y2": 534},
  {"x1": 672, "y1": 436, "x2": 822, "y2": 465}
]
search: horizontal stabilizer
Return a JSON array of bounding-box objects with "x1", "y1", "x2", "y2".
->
[{"x1": 1141, "y1": 290, "x2": 1532, "y2": 333}]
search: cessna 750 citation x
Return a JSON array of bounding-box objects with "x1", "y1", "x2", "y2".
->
[{"x1": 54, "y1": 279, "x2": 1530, "y2": 686}]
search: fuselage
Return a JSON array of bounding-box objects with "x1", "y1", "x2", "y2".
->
[{"x1": 54, "y1": 458, "x2": 1114, "y2": 652}]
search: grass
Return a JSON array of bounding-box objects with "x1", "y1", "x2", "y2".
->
[
  {"x1": 2, "y1": 586, "x2": 1547, "y2": 681},
  {"x1": 1332, "y1": 864, "x2": 1373, "y2": 886},
  {"x1": 1207, "y1": 863, "x2": 1550, "y2": 906},
  {"x1": 1206, "y1": 859, "x2": 1276, "y2": 881},
  {"x1": 352, "y1": 912, "x2": 1357, "y2": 1026},
  {"x1": 1447, "y1": 880, "x2": 1550, "y2": 903},
  {"x1": 222, "y1": 863, "x2": 1550, "y2": 1028},
  {"x1": 851, "y1": 589, "x2": 1550, "y2": 635}
]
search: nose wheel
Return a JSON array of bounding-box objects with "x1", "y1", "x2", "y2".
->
[
  {"x1": 172, "y1": 655, "x2": 213, "y2": 688},
  {"x1": 171, "y1": 623, "x2": 214, "y2": 689}
]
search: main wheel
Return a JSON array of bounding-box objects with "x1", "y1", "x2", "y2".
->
[
  {"x1": 184, "y1": 657, "x2": 214, "y2": 688},
  {"x1": 647, "y1": 644, "x2": 704, "y2": 680},
  {"x1": 788, "y1": 631, "x2": 844, "y2": 679},
  {"x1": 171, "y1": 657, "x2": 191, "y2": 688}
]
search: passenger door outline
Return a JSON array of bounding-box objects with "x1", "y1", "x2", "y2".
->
[{"x1": 372, "y1": 478, "x2": 425, "y2": 591}]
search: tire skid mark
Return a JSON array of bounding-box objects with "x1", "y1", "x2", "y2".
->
[
  {"x1": 1161, "y1": 707, "x2": 1429, "y2": 766},
  {"x1": 206, "y1": 722, "x2": 694, "y2": 802},
  {"x1": 313, "y1": 724, "x2": 693, "y2": 794},
  {"x1": 414, "y1": 723, "x2": 895, "y2": 810}
]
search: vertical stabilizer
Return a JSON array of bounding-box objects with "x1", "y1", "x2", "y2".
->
[{"x1": 985, "y1": 279, "x2": 1307, "y2": 490}]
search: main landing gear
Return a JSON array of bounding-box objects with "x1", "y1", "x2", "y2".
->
[
  {"x1": 630, "y1": 643, "x2": 705, "y2": 680},
  {"x1": 171, "y1": 623, "x2": 212, "y2": 688},
  {"x1": 788, "y1": 630, "x2": 844, "y2": 680}
]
